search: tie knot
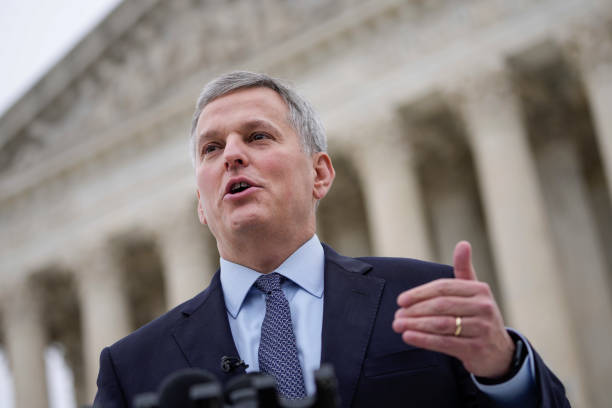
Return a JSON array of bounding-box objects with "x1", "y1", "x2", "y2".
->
[{"x1": 254, "y1": 272, "x2": 282, "y2": 294}]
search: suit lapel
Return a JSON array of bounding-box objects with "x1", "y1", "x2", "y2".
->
[
  {"x1": 321, "y1": 245, "x2": 385, "y2": 408},
  {"x1": 171, "y1": 271, "x2": 247, "y2": 382}
]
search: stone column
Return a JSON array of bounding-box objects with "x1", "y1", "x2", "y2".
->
[
  {"x1": 2, "y1": 280, "x2": 49, "y2": 408},
  {"x1": 572, "y1": 25, "x2": 612, "y2": 196},
  {"x1": 535, "y1": 136, "x2": 612, "y2": 408},
  {"x1": 76, "y1": 241, "x2": 131, "y2": 402},
  {"x1": 399, "y1": 95, "x2": 499, "y2": 298},
  {"x1": 426, "y1": 170, "x2": 500, "y2": 302},
  {"x1": 455, "y1": 69, "x2": 589, "y2": 407},
  {"x1": 352, "y1": 115, "x2": 433, "y2": 260},
  {"x1": 157, "y1": 202, "x2": 217, "y2": 309}
]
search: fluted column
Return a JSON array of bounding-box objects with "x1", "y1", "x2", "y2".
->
[
  {"x1": 535, "y1": 135, "x2": 612, "y2": 408},
  {"x1": 2, "y1": 280, "x2": 48, "y2": 408},
  {"x1": 157, "y1": 202, "x2": 217, "y2": 309},
  {"x1": 455, "y1": 69, "x2": 589, "y2": 407},
  {"x1": 76, "y1": 242, "x2": 131, "y2": 402},
  {"x1": 352, "y1": 115, "x2": 433, "y2": 260},
  {"x1": 426, "y1": 170, "x2": 500, "y2": 302},
  {"x1": 572, "y1": 25, "x2": 612, "y2": 196}
]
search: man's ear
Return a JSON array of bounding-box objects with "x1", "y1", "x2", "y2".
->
[
  {"x1": 312, "y1": 152, "x2": 335, "y2": 200},
  {"x1": 196, "y1": 190, "x2": 208, "y2": 225}
]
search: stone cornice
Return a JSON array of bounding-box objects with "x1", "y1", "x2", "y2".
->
[{"x1": 0, "y1": 0, "x2": 160, "y2": 147}]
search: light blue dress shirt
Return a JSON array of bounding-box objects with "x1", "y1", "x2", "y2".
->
[
  {"x1": 220, "y1": 234, "x2": 536, "y2": 404},
  {"x1": 221, "y1": 234, "x2": 325, "y2": 394}
]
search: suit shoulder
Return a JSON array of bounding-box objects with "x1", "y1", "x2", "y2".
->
[
  {"x1": 107, "y1": 281, "x2": 216, "y2": 354},
  {"x1": 357, "y1": 256, "x2": 453, "y2": 285}
]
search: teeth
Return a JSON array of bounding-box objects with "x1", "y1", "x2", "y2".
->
[{"x1": 230, "y1": 181, "x2": 250, "y2": 193}]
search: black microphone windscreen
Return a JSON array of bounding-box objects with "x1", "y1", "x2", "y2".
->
[
  {"x1": 158, "y1": 368, "x2": 217, "y2": 408},
  {"x1": 226, "y1": 372, "x2": 280, "y2": 407},
  {"x1": 313, "y1": 364, "x2": 340, "y2": 408},
  {"x1": 133, "y1": 392, "x2": 159, "y2": 408}
]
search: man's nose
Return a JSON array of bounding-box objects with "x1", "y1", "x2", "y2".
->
[{"x1": 223, "y1": 136, "x2": 249, "y2": 170}]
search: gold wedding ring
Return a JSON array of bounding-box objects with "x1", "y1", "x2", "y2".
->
[{"x1": 454, "y1": 316, "x2": 462, "y2": 337}]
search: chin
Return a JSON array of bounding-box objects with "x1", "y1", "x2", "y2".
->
[{"x1": 229, "y1": 211, "x2": 270, "y2": 232}]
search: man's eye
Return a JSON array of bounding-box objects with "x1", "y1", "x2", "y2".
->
[
  {"x1": 202, "y1": 144, "x2": 220, "y2": 155},
  {"x1": 251, "y1": 133, "x2": 268, "y2": 141}
]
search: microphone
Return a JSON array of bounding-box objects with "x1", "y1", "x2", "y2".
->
[
  {"x1": 312, "y1": 364, "x2": 340, "y2": 408},
  {"x1": 279, "y1": 364, "x2": 339, "y2": 408},
  {"x1": 133, "y1": 392, "x2": 159, "y2": 408},
  {"x1": 131, "y1": 364, "x2": 341, "y2": 408},
  {"x1": 221, "y1": 356, "x2": 249, "y2": 373},
  {"x1": 225, "y1": 372, "x2": 280, "y2": 408},
  {"x1": 157, "y1": 368, "x2": 217, "y2": 408},
  {"x1": 190, "y1": 381, "x2": 224, "y2": 408}
]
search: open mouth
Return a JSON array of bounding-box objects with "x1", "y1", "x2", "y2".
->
[{"x1": 229, "y1": 181, "x2": 251, "y2": 194}]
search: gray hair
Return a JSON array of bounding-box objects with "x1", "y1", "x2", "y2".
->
[{"x1": 189, "y1": 71, "x2": 327, "y2": 166}]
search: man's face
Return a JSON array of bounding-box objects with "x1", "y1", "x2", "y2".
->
[{"x1": 194, "y1": 87, "x2": 330, "y2": 248}]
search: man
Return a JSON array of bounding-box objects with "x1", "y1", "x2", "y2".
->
[{"x1": 94, "y1": 71, "x2": 569, "y2": 407}]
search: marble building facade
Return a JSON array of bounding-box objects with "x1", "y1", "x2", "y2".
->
[{"x1": 1, "y1": 0, "x2": 612, "y2": 407}]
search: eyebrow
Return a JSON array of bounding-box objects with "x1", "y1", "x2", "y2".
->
[
  {"x1": 241, "y1": 119, "x2": 280, "y2": 135},
  {"x1": 196, "y1": 128, "x2": 221, "y2": 152}
]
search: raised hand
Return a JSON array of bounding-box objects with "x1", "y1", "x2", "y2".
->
[{"x1": 392, "y1": 241, "x2": 515, "y2": 378}]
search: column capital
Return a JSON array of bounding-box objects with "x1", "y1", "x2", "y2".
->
[
  {"x1": 398, "y1": 92, "x2": 474, "y2": 187},
  {"x1": 352, "y1": 111, "x2": 408, "y2": 148},
  {"x1": 348, "y1": 112, "x2": 418, "y2": 175},
  {"x1": 1, "y1": 278, "x2": 43, "y2": 319},
  {"x1": 447, "y1": 64, "x2": 517, "y2": 112},
  {"x1": 564, "y1": 21, "x2": 612, "y2": 73}
]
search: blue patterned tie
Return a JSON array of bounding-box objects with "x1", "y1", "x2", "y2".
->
[{"x1": 255, "y1": 273, "x2": 307, "y2": 399}]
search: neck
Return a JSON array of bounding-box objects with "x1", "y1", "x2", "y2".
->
[{"x1": 217, "y1": 224, "x2": 316, "y2": 273}]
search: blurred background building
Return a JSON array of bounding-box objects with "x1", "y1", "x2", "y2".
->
[{"x1": 1, "y1": 0, "x2": 612, "y2": 407}]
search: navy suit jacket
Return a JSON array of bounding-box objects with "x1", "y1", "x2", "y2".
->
[{"x1": 94, "y1": 244, "x2": 570, "y2": 407}]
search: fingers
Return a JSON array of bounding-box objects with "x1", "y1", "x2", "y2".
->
[
  {"x1": 453, "y1": 240, "x2": 477, "y2": 281},
  {"x1": 397, "y1": 279, "x2": 490, "y2": 308},
  {"x1": 392, "y1": 316, "x2": 482, "y2": 338},
  {"x1": 395, "y1": 295, "x2": 495, "y2": 319}
]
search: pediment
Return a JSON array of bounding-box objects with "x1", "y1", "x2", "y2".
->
[{"x1": 0, "y1": 0, "x2": 369, "y2": 179}]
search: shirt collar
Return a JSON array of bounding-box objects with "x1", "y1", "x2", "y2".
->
[{"x1": 220, "y1": 234, "x2": 325, "y2": 318}]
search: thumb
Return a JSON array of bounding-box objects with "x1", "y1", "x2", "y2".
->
[{"x1": 453, "y1": 240, "x2": 477, "y2": 281}]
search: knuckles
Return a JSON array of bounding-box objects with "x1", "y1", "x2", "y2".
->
[
  {"x1": 391, "y1": 319, "x2": 403, "y2": 333},
  {"x1": 476, "y1": 299, "x2": 496, "y2": 318},
  {"x1": 435, "y1": 279, "x2": 453, "y2": 296},
  {"x1": 468, "y1": 340, "x2": 485, "y2": 355},
  {"x1": 432, "y1": 317, "x2": 450, "y2": 333},
  {"x1": 432, "y1": 298, "x2": 453, "y2": 314},
  {"x1": 472, "y1": 320, "x2": 493, "y2": 337},
  {"x1": 474, "y1": 281, "x2": 492, "y2": 296}
]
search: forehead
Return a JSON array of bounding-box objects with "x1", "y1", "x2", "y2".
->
[{"x1": 196, "y1": 87, "x2": 290, "y2": 135}]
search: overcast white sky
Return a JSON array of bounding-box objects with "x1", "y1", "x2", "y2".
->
[{"x1": 0, "y1": 0, "x2": 123, "y2": 116}]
